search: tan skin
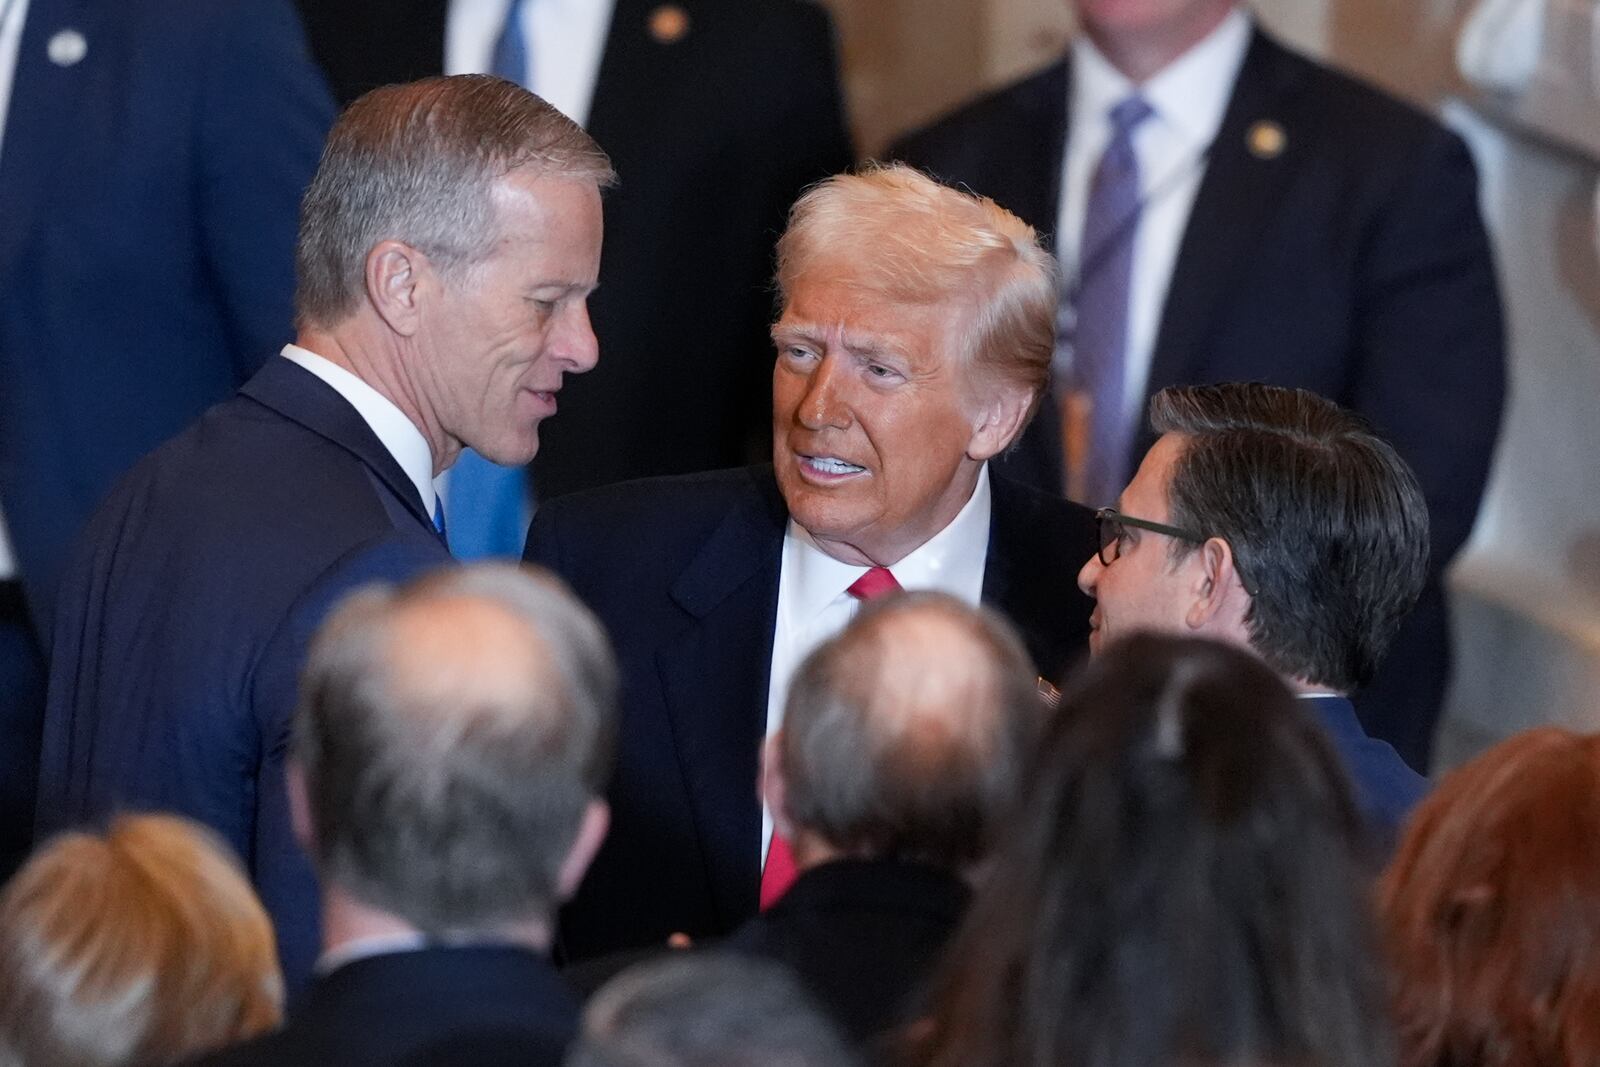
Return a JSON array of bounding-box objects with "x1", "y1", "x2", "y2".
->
[
  {"x1": 769, "y1": 270, "x2": 1030, "y2": 568},
  {"x1": 1072, "y1": 0, "x2": 1241, "y2": 83}
]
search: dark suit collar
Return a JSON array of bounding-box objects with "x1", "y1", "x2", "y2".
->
[
  {"x1": 1298, "y1": 693, "x2": 1365, "y2": 741},
  {"x1": 0, "y1": 0, "x2": 93, "y2": 289},
  {"x1": 1145, "y1": 27, "x2": 1307, "y2": 393},
  {"x1": 300, "y1": 944, "x2": 576, "y2": 1024},
  {"x1": 773, "y1": 858, "x2": 970, "y2": 922},
  {"x1": 667, "y1": 465, "x2": 788, "y2": 618},
  {"x1": 239, "y1": 358, "x2": 435, "y2": 533}
]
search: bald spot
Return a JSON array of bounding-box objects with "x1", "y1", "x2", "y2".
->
[{"x1": 380, "y1": 594, "x2": 557, "y2": 726}]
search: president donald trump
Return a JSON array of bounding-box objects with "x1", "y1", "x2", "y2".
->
[{"x1": 525, "y1": 163, "x2": 1096, "y2": 961}]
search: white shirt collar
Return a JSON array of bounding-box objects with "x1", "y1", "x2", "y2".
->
[
  {"x1": 1071, "y1": 7, "x2": 1252, "y2": 150},
  {"x1": 782, "y1": 464, "x2": 993, "y2": 623},
  {"x1": 280, "y1": 344, "x2": 438, "y2": 516}
]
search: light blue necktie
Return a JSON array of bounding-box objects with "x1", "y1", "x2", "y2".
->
[
  {"x1": 1061, "y1": 95, "x2": 1154, "y2": 506},
  {"x1": 447, "y1": 0, "x2": 535, "y2": 561}
]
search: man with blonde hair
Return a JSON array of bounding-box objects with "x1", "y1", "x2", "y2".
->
[{"x1": 525, "y1": 163, "x2": 1096, "y2": 961}]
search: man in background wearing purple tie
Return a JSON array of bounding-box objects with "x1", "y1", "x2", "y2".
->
[
  {"x1": 524, "y1": 164, "x2": 1098, "y2": 963},
  {"x1": 892, "y1": 0, "x2": 1506, "y2": 771}
]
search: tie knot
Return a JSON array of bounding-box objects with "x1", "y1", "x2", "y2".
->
[
  {"x1": 846, "y1": 566, "x2": 901, "y2": 601},
  {"x1": 1108, "y1": 95, "x2": 1153, "y2": 134}
]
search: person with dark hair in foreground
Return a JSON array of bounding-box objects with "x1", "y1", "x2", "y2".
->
[
  {"x1": 38, "y1": 74, "x2": 613, "y2": 987},
  {"x1": 911, "y1": 633, "x2": 1392, "y2": 1067},
  {"x1": 0, "y1": 814, "x2": 282, "y2": 1067},
  {"x1": 1077, "y1": 381, "x2": 1429, "y2": 842},
  {"x1": 191, "y1": 563, "x2": 617, "y2": 1067},
  {"x1": 729, "y1": 592, "x2": 1044, "y2": 1045},
  {"x1": 568, "y1": 954, "x2": 860, "y2": 1067},
  {"x1": 1378, "y1": 727, "x2": 1600, "y2": 1067}
]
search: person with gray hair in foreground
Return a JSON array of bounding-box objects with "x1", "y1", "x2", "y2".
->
[
  {"x1": 192, "y1": 563, "x2": 617, "y2": 1067},
  {"x1": 568, "y1": 955, "x2": 860, "y2": 1067},
  {"x1": 727, "y1": 591, "x2": 1044, "y2": 1046}
]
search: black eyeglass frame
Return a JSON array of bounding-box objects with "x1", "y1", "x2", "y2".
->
[{"x1": 1093, "y1": 507, "x2": 1210, "y2": 566}]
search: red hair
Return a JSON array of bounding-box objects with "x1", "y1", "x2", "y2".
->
[{"x1": 1377, "y1": 728, "x2": 1600, "y2": 1067}]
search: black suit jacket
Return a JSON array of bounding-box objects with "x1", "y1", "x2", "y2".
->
[
  {"x1": 292, "y1": 0, "x2": 853, "y2": 498},
  {"x1": 525, "y1": 466, "x2": 1096, "y2": 960},
  {"x1": 38, "y1": 359, "x2": 453, "y2": 989},
  {"x1": 727, "y1": 858, "x2": 969, "y2": 1046},
  {"x1": 190, "y1": 946, "x2": 578, "y2": 1067},
  {"x1": 892, "y1": 28, "x2": 1507, "y2": 765}
]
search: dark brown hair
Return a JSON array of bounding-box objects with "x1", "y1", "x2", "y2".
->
[{"x1": 1378, "y1": 728, "x2": 1600, "y2": 1067}]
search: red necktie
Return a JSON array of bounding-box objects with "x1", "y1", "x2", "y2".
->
[{"x1": 760, "y1": 566, "x2": 903, "y2": 910}]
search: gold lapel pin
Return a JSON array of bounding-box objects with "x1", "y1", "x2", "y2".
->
[
  {"x1": 1247, "y1": 119, "x2": 1287, "y2": 160},
  {"x1": 649, "y1": 4, "x2": 690, "y2": 44}
]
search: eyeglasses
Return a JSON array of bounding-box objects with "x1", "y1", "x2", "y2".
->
[{"x1": 1093, "y1": 507, "x2": 1209, "y2": 566}]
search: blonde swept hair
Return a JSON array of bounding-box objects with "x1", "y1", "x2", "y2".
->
[
  {"x1": 774, "y1": 163, "x2": 1059, "y2": 414},
  {"x1": 0, "y1": 814, "x2": 283, "y2": 1067}
]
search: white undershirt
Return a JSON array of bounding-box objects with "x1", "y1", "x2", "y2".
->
[
  {"x1": 0, "y1": 0, "x2": 31, "y2": 579},
  {"x1": 280, "y1": 345, "x2": 441, "y2": 517},
  {"x1": 444, "y1": 0, "x2": 614, "y2": 127},
  {"x1": 760, "y1": 464, "x2": 993, "y2": 863},
  {"x1": 1056, "y1": 8, "x2": 1251, "y2": 435}
]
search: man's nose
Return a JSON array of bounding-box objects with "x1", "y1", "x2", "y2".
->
[
  {"x1": 556, "y1": 300, "x2": 600, "y2": 374},
  {"x1": 797, "y1": 356, "x2": 850, "y2": 430},
  {"x1": 1077, "y1": 552, "x2": 1103, "y2": 598}
]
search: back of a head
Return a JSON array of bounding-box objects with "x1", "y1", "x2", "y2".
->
[
  {"x1": 779, "y1": 592, "x2": 1043, "y2": 869},
  {"x1": 295, "y1": 74, "x2": 614, "y2": 330},
  {"x1": 567, "y1": 954, "x2": 861, "y2": 1067},
  {"x1": 294, "y1": 562, "x2": 618, "y2": 935},
  {"x1": 0, "y1": 814, "x2": 282, "y2": 1067},
  {"x1": 919, "y1": 633, "x2": 1386, "y2": 1067},
  {"x1": 1379, "y1": 727, "x2": 1600, "y2": 1067},
  {"x1": 1149, "y1": 382, "x2": 1430, "y2": 692}
]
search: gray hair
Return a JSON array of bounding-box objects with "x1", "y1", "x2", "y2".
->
[
  {"x1": 292, "y1": 562, "x2": 617, "y2": 934},
  {"x1": 1148, "y1": 382, "x2": 1430, "y2": 692},
  {"x1": 568, "y1": 954, "x2": 861, "y2": 1067},
  {"x1": 779, "y1": 591, "x2": 1044, "y2": 869},
  {"x1": 295, "y1": 74, "x2": 615, "y2": 329}
]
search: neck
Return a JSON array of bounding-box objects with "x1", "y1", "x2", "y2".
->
[
  {"x1": 1289, "y1": 679, "x2": 1344, "y2": 698},
  {"x1": 296, "y1": 322, "x2": 457, "y2": 475},
  {"x1": 807, "y1": 460, "x2": 982, "y2": 568},
  {"x1": 1082, "y1": 1, "x2": 1238, "y2": 84},
  {"x1": 320, "y1": 885, "x2": 552, "y2": 957}
]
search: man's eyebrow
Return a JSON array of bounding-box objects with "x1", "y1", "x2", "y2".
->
[{"x1": 772, "y1": 320, "x2": 895, "y2": 359}]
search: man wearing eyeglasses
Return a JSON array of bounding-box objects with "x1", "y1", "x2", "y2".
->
[{"x1": 1078, "y1": 381, "x2": 1428, "y2": 843}]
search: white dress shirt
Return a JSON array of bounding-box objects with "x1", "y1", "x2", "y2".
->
[
  {"x1": 759, "y1": 465, "x2": 993, "y2": 862},
  {"x1": 280, "y1": 345, "x2": 441, "y2": 517},
  {"x1": 1056, "y1": 9, "x2": 1251, "y2": 436},
  {"x1": 444, "y1": 0, "x2": 614, "y2": 127},
  {"x1": 0, "y1": 0, "x2": 31, "y2": 579}
]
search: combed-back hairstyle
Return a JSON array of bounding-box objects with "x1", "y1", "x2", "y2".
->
[
  {"x1": 295, "y1": 74, "x2": 615, "y2": 328},
  {"x1": 774, "y1": 163, "x2": 1058, "y2": 416},
  {"x1": 1149, "y1": 382, "x2": 1429, "y2": 692},
  {"x1": 0, "y1": 814, "x2": 282, "y2": 1067},
  {"x1": 293, "y1": 562, "x2": 618, "y2": 935},
  {"x1": 1378, "y1": 727, "x2": 1600, "y2": 1067},
  {"x1": 568, "y1": 953, "x2": 861, "y2": 1067},
  {"x1": 914, "y1": 633, "x2": 1389, "y2": 1067},
  {"x1": 779, "y1": 591, "x2": 1043, "y2": 868}
]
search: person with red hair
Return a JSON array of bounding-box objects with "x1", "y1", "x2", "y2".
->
[{"x1": 1378, "y1": 727, "x2": 1600, "y2": 1067}]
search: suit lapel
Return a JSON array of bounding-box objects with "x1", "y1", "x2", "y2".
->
[
  {"x1": 981, "y1": 477, "x2": 1094, "y2": 682},
  {"x1": 1145, "y1": 28, "x2": 1305, "y2": 395},
  {"x1": 656, "y1": 468, "x2": 786, "y2": 926},
  {"x1": 239, "y1": 359, "x2": 435, "y2": 533},
  {"x1": 586, "y1": 0, "x2": 682, "y2": 151},
  {"x1": 0, "y1": 0, "x2": 93, "y2": 290},
  {"x1": 983, "y1": 59, "x2": 1069, "y2": 242}
]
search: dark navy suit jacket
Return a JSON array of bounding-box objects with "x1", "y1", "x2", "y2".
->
[
  {"x1": 38, "y1": 359, "x2": 452, "y2": 989},
  {"x1": 189, "y1": 946, "x2": 578, "y2": 1067},
  {"x1": 891, "y1": 28, "x2": 1506, "y2": 767},
  {"x1": 524, "y1": 466, "x2": 1097, "y2": 960},
  {"x1": 1303, "y1": 694, "x2": 1428, "y2": 846}
]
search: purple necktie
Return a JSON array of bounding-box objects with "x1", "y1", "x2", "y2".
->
[{"x1": 1061, "y1": 96, "x2": 1154, "y2": 506}]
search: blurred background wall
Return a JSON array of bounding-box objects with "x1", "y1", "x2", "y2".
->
[{"x1": 824, "y1": 0, "x2": 1600, "y2": 770}]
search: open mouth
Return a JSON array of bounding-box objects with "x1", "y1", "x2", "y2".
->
[{"x1": 799, "y1": 455, "x2": 867, "y2": 479}]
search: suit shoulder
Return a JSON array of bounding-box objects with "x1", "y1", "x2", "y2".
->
[
  {"x1": 892, "y1": 60, "x2": 1067, "y2": 165},
  {"x1": 538, "y1": 467, "x2": 771, "y2": 527}
]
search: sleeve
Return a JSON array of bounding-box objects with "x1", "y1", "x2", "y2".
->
[{"x1": 196, "y1": 0, "x2": 337, "y2": 384}]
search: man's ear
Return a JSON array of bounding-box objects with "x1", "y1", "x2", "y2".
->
[
  {"x1": 287, "y1": 760, "x2": 316, "y2": 856},
  {"x1": 1184, "y1": 536, "x2": 1248, "y2": 631},
  {"x1": 365, "y1": 239, "x2": 428, "y2": 338},
  {"x1": 556, "y1": 800, "x2": 610, "y2": 902},
  {"x1": 966, "y1": 383, "x2": 1034, "y2": 462},
  {"x1": 759, "y1": 733, "x2": 794, "y2": 840}
]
